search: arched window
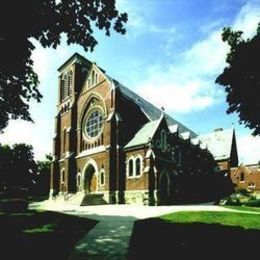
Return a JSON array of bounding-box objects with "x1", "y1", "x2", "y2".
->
[
  {"x1": 135, "y1": 157, "x2": 141, "y2": 176},
  {"x1": 128, "y1": 159, "x2": 134, "y2": 177},
  {"x1": 240, "y1": 172, "x2": 245, "y2": 182},
  {"x1": 76, "y1": 172, "x2": 81, "y2": 191},
  {"x1": 100, "y1": 170, "x2": 105, "y2": 186},
  {"x1": 161, "y1": 130, "x2": 167, "y2": 152}
]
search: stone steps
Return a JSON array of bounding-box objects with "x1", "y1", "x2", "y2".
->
[{"x1": 81, "y1": 194, "x2": 107, "y2": 206}]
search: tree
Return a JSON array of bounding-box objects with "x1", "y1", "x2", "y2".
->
[
  {"x1": 0, "y1": 143, "x2": 37, "y2": 193},
  {"x1": 0, "y1": 1, "x2": 127, "y2": 131},
  {"x1": 216, "y1": 23, "x2": 260, "y2": 135},
  {"x1": 34, "y1": 154, "x2": 52, "y2": 196}
]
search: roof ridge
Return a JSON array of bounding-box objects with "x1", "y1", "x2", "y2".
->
[{"x1": 105, "y1": 75, "x2": 197, "y2": 137}]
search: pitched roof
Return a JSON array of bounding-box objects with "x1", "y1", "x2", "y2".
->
[
  {"x1": 108, "y1": 78, "x2": 197, "y2": 138},
  {"x1": 198, "y1": 128, "x2": 234, "y2": 160},
  {"x1": 58, "y1": 53, "x2": 91, "y2": 72},
  {"x1": 124, "y1": 119, "x2": 161, "y2": 149}
]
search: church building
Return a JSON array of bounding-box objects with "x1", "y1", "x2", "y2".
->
[{"x1": 50, "y1": 53, "x2": 238, "y2": 205}]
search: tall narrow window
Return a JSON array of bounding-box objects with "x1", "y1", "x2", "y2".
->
[
  {"x1": 240, "y1": 172, "x2": 245, "y2": 182},
  {"x1": 61, "y1": 170, "x2": 65, "y2": 183},
  {"x1": 91, "y1": 71, "x2": 95, "y2": 85},
  {"x1": 64, "y1": 75, "x2": 68, "y2": 97},
  {"x1": 76, "y1": 173, "x2": 81, "y2": 190},
  {"x1": 60, "y1": 79, "x2": 65, "y2": 101},
  {"x1": 111, "y1": 89, "x2": 114, "y2": 108},
  {"x1": 161, "y1": 130, "x2": 167, "y2": 152},
  {"x1": 95, "y1": 73, "x2": 98, "y2": 84},
  {"x1": 68, "y1": 71, "x2": 73, "y2": 95},
  {"x1": 128, "y1": 159, "x2": 133, "y2": 177},
  {"x1": 63, "y1": 129, "x2": 67, "y2": 153},
  {"x1": 136, "y1": 158, "x2": 141, "y2": 176},
  {"x1": 100, "y1": 170, "x2": 105, "y2": 186}
]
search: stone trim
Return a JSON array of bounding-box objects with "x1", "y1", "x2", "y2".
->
[{"x1": 76, "y1": 145, "x2": 106, "y2": 158}]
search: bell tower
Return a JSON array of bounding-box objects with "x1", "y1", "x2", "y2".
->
[{"x1": 50, "y1": 53, "x2": 92, "y2": 197}]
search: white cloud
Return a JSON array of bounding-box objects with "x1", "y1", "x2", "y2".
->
[
  {"x1": 137, "y1": 69, "x2": 223, "y2": 113},
  {"x1": 232, "y1": 1, "x2": 260, "y2": 38},
  {"x1": 0, "y1": 119, "x2": 53, "y2": 160},
  {"x1": 237, "y1": 133, "x2": 260, "y2": 165},
  {"x1": 135, "y1": 1, "x2": 260, "y2": 114}
]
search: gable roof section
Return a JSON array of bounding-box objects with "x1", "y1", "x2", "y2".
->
[
  {"x1": 107, "y1": 77, "x2": 197, "y2": 138},
  {"x1": 58, "y1": 52, "x2": 92, "y2": 72},
  {"x1": 124, "y1": 119, "x2": 161, "y2": 149},
  {"x1": 198, "y1": 128, "x2": 234, "y2": 160}
]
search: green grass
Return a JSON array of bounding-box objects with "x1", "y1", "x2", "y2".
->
[
  {"x1": 223, "y1": 205, "x2": 260, "y2": 213},
  {"x1": 0, "y1": 209, "x2": 97, "y2": 259},
  {"x1": 160, "y1": 211, "x2": 260, "y2": 230},
  {"x1": 23, "y1": 223, "x2": 56, "y2": 233}
]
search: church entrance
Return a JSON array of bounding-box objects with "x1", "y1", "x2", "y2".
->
[
  {"x1": 159, "y1": 171, "x2": 171, "y2": 205},
  {"x1": 84, "y1": 164, "x2": 98, "y2": 194}
]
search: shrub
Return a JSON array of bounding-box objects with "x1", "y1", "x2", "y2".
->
[
  {"x1": 224, "y1": 196, "x2": 242, "y2": 206},
  {"x1": 244, "y1": 199, "x2": 260, "y2": 207},
  {"x1": 1, "y1": 198, "x2": 29, "y2": 213}
]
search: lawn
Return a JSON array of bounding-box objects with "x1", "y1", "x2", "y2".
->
[
  {"x1": 223, "y1": 205, "x2": 260, "y2": 213},
  {"x1": 160, "y1": 210, "x2": 260, "y2": 229},
  {"x1": 129, "y1": 210, "x2": 260, "y2": 260},
  {"x1": 0, "y1": 210, "x2": 97, "y2": 259}
]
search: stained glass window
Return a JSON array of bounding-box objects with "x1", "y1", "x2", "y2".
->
[{"x1": 85, "y1": 109, "x2": 104, "y2": 138}]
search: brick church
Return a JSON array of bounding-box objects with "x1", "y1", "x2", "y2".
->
[{"x1": 50, "y1": 53, "x2": 238, "y2": 205}]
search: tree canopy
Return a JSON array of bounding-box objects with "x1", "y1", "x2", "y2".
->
[
  {"x1": 216, "y1": 23, "x2": 260, "y2": 135},
  {"x1": 0, "y1": 143, "x2": 37, "y2": 192},
  {"x1": 0, "y1": 1, "x2": 127, "y2": 131}
]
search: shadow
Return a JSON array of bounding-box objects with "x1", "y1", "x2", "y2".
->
[
  {"x1": 67, "y1": 211, "x2": 137, "y2": 259},
  {"x1": 0, "y1": 210, "x2": 98, "y2": 260},
  {"x1": 128, "y1": 218, "x2": 260, "y2": 260}
]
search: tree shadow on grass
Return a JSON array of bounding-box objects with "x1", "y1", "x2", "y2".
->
[
  {"x1": 0, "y1": 210, "x2": 98, "y2": 260},
  {"x1": 128, "y1": 218, "x2": 260, "y2": 260}
]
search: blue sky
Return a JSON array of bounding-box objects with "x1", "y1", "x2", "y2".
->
[{"x1": 1, "y1": 0, "x2": 260, "y2": 164}]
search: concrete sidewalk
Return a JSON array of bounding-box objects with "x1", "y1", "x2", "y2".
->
[{"x1": 31, "y1": 202, "x2": 234, "y2": 259}]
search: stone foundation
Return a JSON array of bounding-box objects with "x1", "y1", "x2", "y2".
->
[{"x1": 124, "y1": 190, "x2": 149, "y2": 205}]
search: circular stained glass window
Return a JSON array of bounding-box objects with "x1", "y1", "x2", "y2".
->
[{"x1": 85, "y1": 109, "x2": 104, "y2": 138}]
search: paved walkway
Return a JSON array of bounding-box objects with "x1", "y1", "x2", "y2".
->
[{"x1": 31, "y1": 201, "x2": 236, "y2": 259}]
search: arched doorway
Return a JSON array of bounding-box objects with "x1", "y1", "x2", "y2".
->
[
  {"x1": 83, "y1": 163, "x2": 98, "y2": 194},
  {"x1": 159, "y1": 171, "x2": 170, "y2": 205}
]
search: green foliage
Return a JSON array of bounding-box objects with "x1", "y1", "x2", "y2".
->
[
  {"x1": 216, "y1": 23, "x2": 260, "y2": 135},
  {"x1": 0, "y1": 143, "x2": 37, "y2": 192},
  {"x1": 34, "y1": 154, "x2": 52, "y2": 195},
  {"x1": 225, "y1": 196, "x2": 242, "y2": 206},
  {"x1": 244, "y1": 199, "x2": 260, "y2": 207},
  {"x1": 0, "y1": 1, "x2": 127, "y2": 131}
]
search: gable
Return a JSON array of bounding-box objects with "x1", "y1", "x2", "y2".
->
[
  {"x1": 124, "y1": 115, "x2": 172, "y2": 155},
  {"x1": 80, "y1": 64, "x2": 110, "y2": 96},
  {"x1": 199, "y1": 128, "x2": 234, "y2": 161}
]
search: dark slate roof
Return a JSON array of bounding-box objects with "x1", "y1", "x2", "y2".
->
[
  {"x1": 108, "y1": 78, "x2": 197, "y2": 138},
  {"x1": 124, "y1": 119, "x2": 161, "y2": 149}
]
